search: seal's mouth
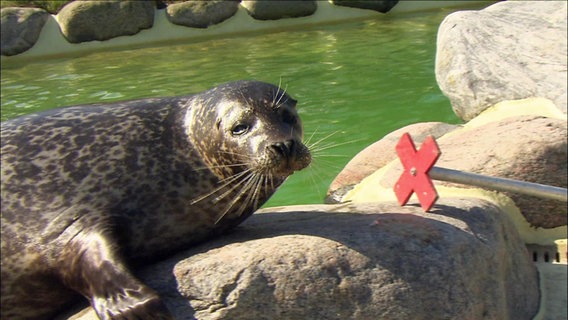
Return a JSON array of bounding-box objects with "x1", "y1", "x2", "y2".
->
[{"x1": 265, "y1": 139, "x2": 311, "y2": 177}]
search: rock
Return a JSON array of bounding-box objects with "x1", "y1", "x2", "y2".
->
[
  {"x1": 326, "y1": 122, "x2": 459, "y2": 203},
  {"x1": 331, "y1": 0, "x2": 399, "y2": 13},
  {"x1": 166, "y1": 0, "x2": 239, "y2": 28},
  {"x1": 1, "y1": 7, "x2": 49, "y2": 56},
  {"x1": 436, "y1": 1, "x2": 568, "y2": 121},
  {"x1": 156, "y1": 0, "x2": 168, "y2": 10},
  {"x1": 439, "y1": 116, "x2": 567, "y2": 228},
  {"x1": 241, "y1": 0, "x2": 317, "y2": 20},
  {"x1": 365, "y1": 116, "x2": 567, "y2": 228},
  {"x1": 62, "y1": 201, "x2": 540, "y2": 320},
  {"x1": 57, "y1": 0, "x2": 155, "y2": 43}
]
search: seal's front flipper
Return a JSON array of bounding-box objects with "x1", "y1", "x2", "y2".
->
[
  {"x1": 92, "y1": 288, "x2": 172, "y2": 320},
  {"x1": 59, "y1": 231, "x2": 174, "y2": 320}
]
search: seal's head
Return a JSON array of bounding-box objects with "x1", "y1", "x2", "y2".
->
[{"x1": 186, "y1": 80, "x2": 311, "y2": 182}]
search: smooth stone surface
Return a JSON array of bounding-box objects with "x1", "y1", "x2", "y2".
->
[
  {"x1": 358, "y1": 115, "x2": 567, "y2": 228},
  {"x1": 57, "y1": 0, "x2": 155, "y2": 43},
  {"x1": 436, "y1": 1, "x2": 567, "y2": 121},
  {"x1": 1, "y1": 7, "x2": 49, "y2": 56},
  {"x1": 241, "y1": 0, "x2": 317, "y2": 20},
  {"x1": 434, "y1": 116, "x2": 567, "y2": 228},
  {"x1": 166, "y1": 0, "x2": 239, "y2": 28},
  {"x1": 326, "y1": 122, "x2": 459, "y2": 203},
  {"x1": 62, "y1": 200, "x2": 539, "y2": 320}
]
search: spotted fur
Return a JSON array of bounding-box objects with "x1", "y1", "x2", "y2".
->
[{"x1": 0, "y1": 81, "x2": 310, "y2": 320}]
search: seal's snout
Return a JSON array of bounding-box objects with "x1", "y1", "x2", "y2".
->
[
  {"x1": 267, "y1": 139, "x2": 311, "y2": 175},
  {"x1": 271, "y1": 139, "x2": 296, "y2": 159}
]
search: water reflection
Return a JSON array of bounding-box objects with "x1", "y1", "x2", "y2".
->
[{"x1": 1, "y1": 10, "x2": 462, "y2": 205}]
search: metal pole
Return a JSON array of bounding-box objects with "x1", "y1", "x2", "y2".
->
[{"x1": 429, "y1": 167, "x2": 568, "y2": 202}]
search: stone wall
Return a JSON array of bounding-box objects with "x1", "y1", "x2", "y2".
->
[{"x1": 1, "y1": 0, "x2": 489, "y2": 61}]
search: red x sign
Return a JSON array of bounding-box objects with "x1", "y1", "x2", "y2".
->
[{"x1": 394, "y1": 133, "x2": 441, "y2": 212}]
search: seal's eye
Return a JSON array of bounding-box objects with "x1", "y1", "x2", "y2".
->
[{"x1": 231, "y1": 124, "x2": 249, "y2": 136}]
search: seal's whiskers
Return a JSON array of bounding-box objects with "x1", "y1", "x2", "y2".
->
[
  {"x1": 218, "y1": 150, "x2": 255, "y2": 161},
  {"x1": 192, "y1": 162, "x2": 249, "y2": 172},
  {"x1": 305, "y1": 130, "x2": 363, "y2": 158},
  {"x1": 215, "y1": 171, "x2": 264, "y2": 224},
  {"x1": 232, "y1": 172, "x2": 266, "y2": 219},
  {"x1": 214, "y1": 171, "x2": 257, "y2": 204},
  {"x1": 190, "y1": 169, "x2": 251, "y2": 205},
  {"x1": 273, "y1": 85, "x2": 289, "y2": 109},
  {"x1": 304, "y1": 130, "x2": 339, "y2": 151},
  {"x1": 302, "y1": 129, "x2": 363, "y2": 196},
  {"x1": 271, "y1": 79, "x2": 288, "y2": 109}
]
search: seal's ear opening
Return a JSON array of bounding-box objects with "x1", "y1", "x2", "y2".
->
[
  {"x1": 289, "y1": 98, "x2": 298, "y2": 108},
  {"x1": 280, "y1": 108, "x2": 297, "y2": 127}
]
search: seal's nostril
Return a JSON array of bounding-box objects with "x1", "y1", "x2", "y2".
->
[
  {"x1": 271, "y1": 142, "x2": 288, "y2": 157},
  {"x1": 271, "y1": 140, "x2": 295, "y2": 157},
  {"x1": 284, "y1": 139, "x2": 295, "y2": 153}
]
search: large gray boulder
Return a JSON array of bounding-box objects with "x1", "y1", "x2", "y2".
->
[
  {"x1": 436, "y1": 1, "x2": 567, "y2": 121},
  {"x1": 57, "y1": 0, "x2": 155, "y2": 43},
  {"x1": 166, "y1": 1, "x2": 239, "y2": 28},
  {"x1": 1, "y1": 7, "x2": 49, "y2": 56},
  {"x1": 326, "y1": 122, "x2": 459, "y2": 203},
  {"x1": 241, "y1": 0, "x2": 317, "y2": 20},
  {"x1": 62, "y1": 201, "x2": 539, "y2": 320}
]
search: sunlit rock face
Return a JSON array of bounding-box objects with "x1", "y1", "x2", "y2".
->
[{"x1": 436, "y1": 1, "x2": 567, "y2": 121}]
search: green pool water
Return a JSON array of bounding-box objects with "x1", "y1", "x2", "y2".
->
[{"x1": 0, "y1": 9, "x2": 464, "y2": 207}]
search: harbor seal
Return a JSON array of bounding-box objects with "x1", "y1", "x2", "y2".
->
[{"x1": 0, "y1": 80, "x2": 311, "y2": 320}]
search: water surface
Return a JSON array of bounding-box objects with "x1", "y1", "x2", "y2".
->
[{"x1": 1, "y1": 10, "x2": 463, "y2": 207}]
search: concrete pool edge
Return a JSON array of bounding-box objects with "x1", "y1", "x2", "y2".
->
[{"x1": 1, "y1": 1, "x2": 493, "y2": 65}]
